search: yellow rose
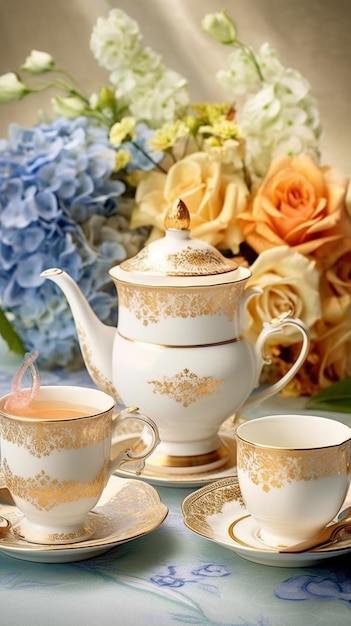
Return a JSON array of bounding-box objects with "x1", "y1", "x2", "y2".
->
[
  {"x1": 244, "y1": 246, "x2": 321, "y2": 343},
  {"x1": 131, "y1": 152, "x2": 249, "y2": 253},
  {"x1": 237, "y1": 154, "x2": 350, "y2": 257}
]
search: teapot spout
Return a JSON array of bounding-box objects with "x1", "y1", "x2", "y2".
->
[{"x1": 41, "y1": 268, "x2": 117, "y2": 398}]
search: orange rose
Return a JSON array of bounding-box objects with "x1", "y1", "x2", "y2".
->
[
  {"x1": 131, "y1": 152, "x2": 249, "y2": 253},
  {"x1": 237, "y1": 154, "x2": 350, "y2": 256}
]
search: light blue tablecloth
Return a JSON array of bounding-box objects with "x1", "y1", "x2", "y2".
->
[{"x1": 0, "y1": 363, "x2": 350, "y2": 626}]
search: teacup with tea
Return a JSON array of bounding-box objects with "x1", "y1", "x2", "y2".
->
[
  {"x1": 236, "y1": 414, "x2": 351, "y2": 548},
  {"x1": 0, "y1": 385, "x2": 159, "y2": 545}
]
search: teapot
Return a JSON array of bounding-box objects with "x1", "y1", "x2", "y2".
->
[{"x1": 41, "y1": 199, "x2": 310, "y2": 473}]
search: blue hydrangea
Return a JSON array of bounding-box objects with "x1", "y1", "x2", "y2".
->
[{"x1": 0, "y1": 117, "x2": 129, "y2": 367}]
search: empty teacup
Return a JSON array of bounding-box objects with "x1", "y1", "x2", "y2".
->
[
  {"x1": 236, "y1": 414, "x2": 351, "y2": 548},
  {"x1": 0, "y1": 385, "x2": 159, "y2": 545}
]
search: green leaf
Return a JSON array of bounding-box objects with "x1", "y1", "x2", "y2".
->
[
  {"x1": 305, "y1": 378, "x2": 351, "y2": 413},
  {"x1": 0, "y1": 308, "x2": 26, "y2": 356}
]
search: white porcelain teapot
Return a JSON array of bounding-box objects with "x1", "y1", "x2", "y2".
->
[{"x1": 41, "y1": 199, "x2": 310, "y2": 473}]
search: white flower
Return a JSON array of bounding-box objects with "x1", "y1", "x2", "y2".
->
[
  {"x1": 255, "y1": 43, "x2": 284, "y2": 82},
  {"x1": 129, "y1": 69, "x2": 188, "y2": 126},
  {"x1": 217, "y1": 47, "x2": 260, "y2": 95},
  {"x1": 242, "y1": 85, "x2": 281, "y2": 132},
  {"x1": 90, "y1": 8, "x2": 189, "y2": 128},
  {"x1": 0, "y1": 72, "x2": 28, "y2": 103},
  {"x1": 109, "y1": 47, "x2": 163, "y2": 96},
  {"x1": 90, "y1": 8, "x2": 141, "y2": 71},
  {"x1": 239, "y1": 75, "x2": 322, "y2": 179},
  {"x1": 51, "y1": 96, "x2": 88, "y2": 118},
  {"x1": 274, "y1": 126, "x2": 318, "y2": 158},
  {"x1": 21, "y1": 50, "x2": 54, "y2": 74},
  {"x1": 275, "y1": 70, "x2": 311, "y2": 103},
  {"x1": 201, "y1": 11, "x2": 237, "y2": 44},
  {"x1": 215, "y1": 36, "x2": 323, "y2": 180}
]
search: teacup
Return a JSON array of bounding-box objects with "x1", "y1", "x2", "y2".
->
[
  {"x1": 0, "y1": 385, "x2": 159, "y2": 545},
  {"x1": 236, "y1": 414, "x2": 351, "y2": 548}
]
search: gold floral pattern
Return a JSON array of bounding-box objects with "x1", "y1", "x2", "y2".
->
[
  {"x1": 182, "y1": 476, "x2": 245, "y2": 539},
  {"x1": 148, "y1": 368, "x2": 223, "y2": 407},
  {"x1": 117, "y1": 282, "x2": 243, "y2": 326},
  {"x1": 0, "y1": 476, "x2": 168, "y2": 555},
  {"x1": 77, "y1": 323, "x2": 120, "y2": 401},
  {"x1": 163, "y1": 247, "x2": 237, "y2": 275},
  {"x1": 1, "y1": 412, "x2": 111, "y2": 458},
  {"x1": 2, "y1": 459, "x2": 107, "y2": 510},
  {"x1": 12, "y1": 522, "x2": 95, "y2": 544},
  {"x1": 121, "y1": 245, "x2": 237, "y2": 276},
  {"x1": 237, "y1": 440, "x2": 351, "y2": 492}
]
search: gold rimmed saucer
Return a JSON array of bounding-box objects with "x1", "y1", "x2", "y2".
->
[
  {"x1": 181, "y1": 476, "x2": 351, "y2": 567},
  {"x1": 0, "y1": 475, "x2": 168, "y2": 563}
]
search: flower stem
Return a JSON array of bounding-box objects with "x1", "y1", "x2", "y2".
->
[
  {"x1": 131, "y1": 141, "x2": 168, "y2": 173},
  {"x1": 237, "y1": 42, "x2": 265, "y2": 84}
]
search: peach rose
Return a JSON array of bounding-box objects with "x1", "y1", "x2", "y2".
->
[
  {"x1": 131, "y1": 151, "x2": 249, "y2": 253},
  {"x1": 319, "y1": 239, "x2": 351, "y2": 323},
  {"x1": 312, "y1": 315, "x2": 351, "y2": 388},
  {"x1": 244, "y1": 246, "x2": 321, "y2": 343},
  {"x1": 237, "y1": 153, "x2": 350, "y2": 256},
  {"x1": 261, "y1": 306, "x2": 351, "y2": 394}
]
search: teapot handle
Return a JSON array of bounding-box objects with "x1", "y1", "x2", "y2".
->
[{"x1": 237, "y1": 314, "x2": 310, "y2": 418}]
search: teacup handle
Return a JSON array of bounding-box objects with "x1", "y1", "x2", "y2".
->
[
  {"x1": 109, "y1": 406, "x2": 160, "y2": 475},
  {"x1": 237, "y1": 315, "x2": 310, "y2": 418}
]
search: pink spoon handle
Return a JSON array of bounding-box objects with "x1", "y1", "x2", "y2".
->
[{"x1": 4, "y1": 350, "x2": 40, "y2": 411}]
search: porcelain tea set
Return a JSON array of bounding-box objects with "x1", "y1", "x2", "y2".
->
[
  {"x1": 41, "y1": 198, "x2": 310, "y2": 473},
  {"x1": 0, "y1": 198, "x2": 350, "y2": 565}
]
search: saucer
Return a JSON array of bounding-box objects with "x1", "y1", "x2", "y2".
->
[
  {"x1": 113, "y1": 420, "x2": 239, "y2": 488},
  {"x1": 181, "y1": 476, "x2": 351, "y2": 567},
  {"x1": 0, "y1": 475, "x2": 168, "y2": 563}
]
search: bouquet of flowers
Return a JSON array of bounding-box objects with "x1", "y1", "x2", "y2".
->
[{"x1": 0, "y1": 9, "x2": 350, "y2": 404}]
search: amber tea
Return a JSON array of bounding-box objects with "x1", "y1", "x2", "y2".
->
[{"x1": 6, "y1": 399, "x2": 99, "y2": 420}]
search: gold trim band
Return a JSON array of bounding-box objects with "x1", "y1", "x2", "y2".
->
[
  {"x1": 228, "y1": 515, "x2": 258, "y2": 548},
  {"x1": 117, "y1": 330, "x2": 242, "y2": 349},
  {"x1": 146, "y1": 444, "x2": 229, "y2": 468}
]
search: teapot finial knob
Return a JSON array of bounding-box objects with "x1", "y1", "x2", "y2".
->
[{"x1": 165, "y1": 198, "x2": 190, "y2": 231}]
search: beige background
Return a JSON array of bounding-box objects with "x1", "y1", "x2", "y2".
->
[{"x1": 0, "y1": 0, "x2": 350, "y2": 174}]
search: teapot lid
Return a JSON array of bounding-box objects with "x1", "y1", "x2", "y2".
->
[{"x1": 112, "y1": 199, "x2": 250, "y2": 286}]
